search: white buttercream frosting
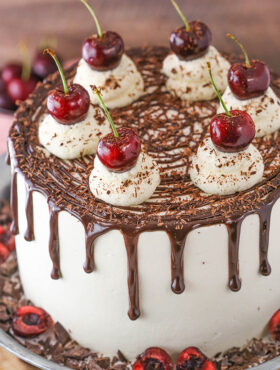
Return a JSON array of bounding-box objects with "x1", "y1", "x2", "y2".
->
[
  {"x1": 38, "y1": 104, "x2": 111, "y2": 160},
  {"x1": 73, "y1": 54, "x2": 144, "y2": 109},
  {"x1": 162, "y1": 46, "x2": 230, "y2": 102},
  {"x1": 218, "y1": 87, "x2": 280, "y2": 137},
  {"x1": 89, "y1": 152, "x2": 160, "y2": 206},
  {"x1": 189, "y1": 137, "x2": 264, "y2": 195}
]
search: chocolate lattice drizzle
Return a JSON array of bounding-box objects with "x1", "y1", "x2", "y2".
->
[{"x1": 8, "y1": 47, "x2": 280, "y2": 320}]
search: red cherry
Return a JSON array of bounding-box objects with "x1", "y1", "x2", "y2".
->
[
  {"x1": 0, "y1": 90, "x2": 16, "y2": 111},
  {"x1": 228, "y1": 61, "x2": 270, "y2": 100},
  {"x1": 1, "y1": 63, "x2": 22, "y2": 84},
  {"x1": 97, "y1": 128, "x2": 141, "y2": 172},
  {"x1": 169, "y1": 0, "x2": 211, "y2": 60},
  {"x1": 0, "y1": 243, "x2": 10, "y2": 264},
  {"x1": 12, "y1": 305, "x2": 53, "y2": 337},
  {"x1": 133, "y1": 347, "x2": 174, "y2": 370},
  {"x1": 226, "y1": 33, "x2": 270, "y2": 100},
  {"x1": 47, "y1": 83, "x2": 90, "y2": 124},
  {"x1": 177, "y1": 347, "x2": 216, "y2": 370},
  {"x1": 7, "y1": 77, "x2": 37, "y2": 103},
  {"x1": 82, "y1": 31, "x2": 124, "y2": 71},
  {"x1": 0, "y1": 226, "x2": 5, "y2": 236},
  {"x1": 81, "y1": 0, "x2": 124, "y2": 71},
  {"x1": 0, "y1": 226, "x2": 15, "y2": 252},
  {"x1": 32, "y1": 52, "x2": 59, "y2": 80},
  {"x1": 269, "y1": 309, "x2": 280, "y2": 341},
  {"x1": 44, "y1": 49, "x2": 90, "y2": 124},
  {"x1": 210, "y1": 110, "x2": 255, "y2": 153}
]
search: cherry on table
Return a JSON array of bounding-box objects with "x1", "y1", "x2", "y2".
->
[
  {"x1": 81, "y1": 0, "x2": 124, "y2": 71},
  {"x1": 32, "y1": 52, "x2": 58, "y2": 80},
  {"x1": 1, "y1": 63, "x2": 22, "y2": 85},
  {"x1": 0, "y1": 90, "x2": 16, "y2": 111},
  {"x1": 7, "y1": 77, "x2": 37, "y2": 103},
  {"x1": 133, "y1": 347, "x2": 174, "y2": 370},
  {"x1": 208, "y1": 62, "x2": 255, "y2": 152},
  {"x1": 12, "y1": 305, "x2": 53, "y2": 337},
  {"x1": 226, "y1": 33, "x2": 270, "y2": 100},
  {"x1": 169, "y1": 0, "x2": 211, "y2": 60},
  {"x1": 177, "y1": 347, "x2": 216, "y2": 370},
  {"x1": 44, "y1": 48, "x2": 90, "y2": 124},
  {"x1": 92, "y1": 86, "x2": 141, "y2": 172}
]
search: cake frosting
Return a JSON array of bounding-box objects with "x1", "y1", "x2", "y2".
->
[
  {"x1": 7, "y1": 47, "x2": 280, "y2": 364},
  {"x1": 38, "y1": 104, "x2": 111, "y2": 160},
  {"x1": 89, "y1": 152, "x2": 160, "y2": 206},
  {"x1": 218, "y1": 87, "x2": 280, "y2": 137},
  {"x1": 162, "y1": 46, "x2": 230, "y2": 101},
  {"x1": 73, "y1": 54, "x2": 144, "y2": 109},
  {"x1": 189, "y1": 137, "x2": 264, "y2": 195}
]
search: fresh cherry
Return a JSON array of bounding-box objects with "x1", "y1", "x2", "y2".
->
[
  {"x1": 0, "y1": 243, "x2": 10, "y2": 264},
  {"x1": 44, "y1": 49, "x2": 90, "y2": 124},
  {"x1": 0, "y1": 225, "x2": 15, "y2": 251},
  {"x1": 226, "y1": 33, "x2": 270, "y2": 100},
  {"x1": 177, "y1": 347, "x2": 216, "y2": 370},
  {"x1": 269, "y1": 309, "x2": 280, "y2": 341},
  {"x1": 7, "y1": 77, "x2": 37, "y2": 103},
  {"x1": 81, "y1": 0, "x2": 124, "y2": 71},
  {"x1": 12, "y1": 305, "x2": 53, "y2": 337},
  {"x1": 169, "y1": 0, "x2": 211, "y2": 60},
  {"x1": 133, "y1": 347, "x2": 174, "y2": 370},
  {"x1": 32, "y1": 52, "x2": 58, "y2": 80},
  {"x1": 93, "y1": 86, "x2": 141, "y2": 172},
  {"x1": 0, "y1": 90, "x2": 16, "y2": 111},
  {"x1": 1, "y1": 63, "x2": 22, "y2": 85},
  {"x1": 208, "y1": 62, "x2": 255, "y2": 152}
]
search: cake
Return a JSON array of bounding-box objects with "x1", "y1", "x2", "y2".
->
[{"x1": 6, "y1": 44, "x2": 280, "y2": 364}]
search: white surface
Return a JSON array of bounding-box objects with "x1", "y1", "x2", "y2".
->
[
  {"x1": 89, "y1": 152, "x2": 160, "y2": 206},
  {"x1": 189, "y1": 137, "x2": 264, "y2": 195},
  {"x1": 14, "y1": 172, "x2": 280, "y2": 361},
  {"x1": 218, "y1": 87, "x2": 280, "y2": 137},
  {"x1": 162, "y1": 46, "x2": 230, "y2": 102},
  {"x1": 38, "y1": 105, "x2": 111, "y2": 160},
  {"x1": 74, "y1": 54, "x2": 144, "y2": 109}
]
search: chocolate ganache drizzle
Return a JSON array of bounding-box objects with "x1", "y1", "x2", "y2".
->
[{"x1": 8, "y1": 47, "x2": 280, "y2": 321}]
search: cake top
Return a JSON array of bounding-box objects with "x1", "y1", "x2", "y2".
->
[{"x1": 8, "y1": 47, "x2": 280, "y2": 231}]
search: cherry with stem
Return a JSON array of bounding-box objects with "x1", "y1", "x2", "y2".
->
[
  {"x1": 44, "y1": 48, "x2": 90, "y2": 124},
  {"x1": 226, "y1": 33, "x2": 270, "y2": 99},
  {"x1": 207, "y1": 62, "x2": 255, "y2": 153},
  {"x1": 92, "y1": 85, "x2": 141, "y2": 172}
]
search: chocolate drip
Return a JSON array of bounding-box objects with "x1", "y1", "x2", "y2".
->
[
  {"x1": 258, "y1": 204, "x2": 273, "y2": 276},
  {"x1": 122, "y1": 231, "x2": 140, "y2": 321},
  {"x1": 226, "y1": 220, "x2": 242, "y2": 292},
  {"x1": 10, "y1": 172, "x2": 19, "y2": 235},
  {"x1": 24, "y1": 187, "x2": 34, "y2": 242},
  {"x1": 5, "y1": 152, "x2": 10, "y2": 166},
  {"x1": 49, "y1": 207, "x2": 61, "y2": 280},
  {"x1": 168, "y1": 228, "x2": 189, "y2": 294},
  {"x1": 84, "y1": 223, "x2": 108, "y2": 273}
]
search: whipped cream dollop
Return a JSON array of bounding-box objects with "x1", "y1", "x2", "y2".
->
[
  {"x1": 218, "y1": 87, "x2": 280, "y2": 137},
  {"x1": 39, "y1": 104, "x2": 111, "y2": 160},
  {"x1": 189, "y1": 137, "x2": 264, "y2": 195},
  {"x1": 89, "y1": 152, "x2": 160, "y2": 206},
  {"x1": 73, "y1": 54, "x2": 144, "y2": 109},
  {"x1": 162, "y1": 46, "x2": 230, "y2": 102}
]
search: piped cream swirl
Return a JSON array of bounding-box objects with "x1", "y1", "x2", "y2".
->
[
  {"x1": 89, "y1": 152, "x2": 160, "y2": 206},
  {"x1": 73, "y1": 54, "x2": 144, "y2": 109},
  {"x1": 162, "y1": 46, "x2": 230, "y2": 102},
  {"x1": 189, "y1": 137, "x2": 264, "y2": 195}
]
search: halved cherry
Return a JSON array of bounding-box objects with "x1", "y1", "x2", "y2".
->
[
  {"x1": 177, "y1": 347, "x2": 216, "y2": 370},
  {"x1": 133, "y1": 347, "x2": 174, "y2": 370},
  {"x1": 12, "y1": 305, "x2": 53, "y2": 337},
  {"x1": 269, "y1": 309, "x2": 280, "y2": 341}
]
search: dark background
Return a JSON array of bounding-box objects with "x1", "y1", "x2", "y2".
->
[{"x1": 0, "y1": 0, "x2": 279, "y2": 70}]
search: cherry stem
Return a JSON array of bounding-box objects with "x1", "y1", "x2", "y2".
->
[
  {"x1": 171, "y1": 0, "x2": 190, "y2": 32},
  {"x1": 91, "y1": 85, "x2": 119, "y2": 138},
  {"x1": 207, "y1": 62, "x2": 231, "y2": 117},
  {"x1": 226, "y1": 33, "x2": 251, "y2": 67},
  {"x1": 18, "y1": 41, "x2": 31, "y2": 81},
  {"x1": 81, "y1": 0, "x2": 103, "y2": 38},
  {"x1": 44, "y1": 48, "x2": 69, "y2": 94}
]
